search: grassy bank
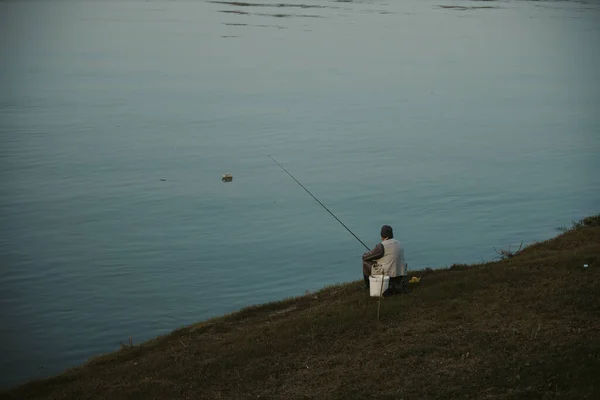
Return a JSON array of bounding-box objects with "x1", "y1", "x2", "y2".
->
[{"x1": 2, "y1": 216, "x2": 599, "y2": 399}]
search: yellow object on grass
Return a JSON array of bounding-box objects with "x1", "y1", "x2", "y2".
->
[{"x1": 409, "y1": 276, "x2": 421, "y2": 284}]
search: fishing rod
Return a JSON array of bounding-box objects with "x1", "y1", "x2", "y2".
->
[{"x1": 268, "y1": 155, "x2": 370, "y2": 251}]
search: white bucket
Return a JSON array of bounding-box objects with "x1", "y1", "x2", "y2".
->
[{"x1": 369, "y1": 275, "x2": 389, "y2": 297}]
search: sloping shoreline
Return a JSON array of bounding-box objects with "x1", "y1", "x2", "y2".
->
[{"x1": 2, "y1": 216, "x2": 599, "y2": 399}]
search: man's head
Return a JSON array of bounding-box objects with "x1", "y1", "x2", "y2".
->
[{"x1": 380, "y1": 225, "x2": 393, "y2": 240}]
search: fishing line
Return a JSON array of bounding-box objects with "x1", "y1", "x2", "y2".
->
[{"x1": 268, "y1": 155, "x2": 370, "y2": 251}]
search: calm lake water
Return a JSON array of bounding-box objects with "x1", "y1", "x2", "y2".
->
[{"x1": 1, "y1": 0, "x2": 599, "y2": 388}]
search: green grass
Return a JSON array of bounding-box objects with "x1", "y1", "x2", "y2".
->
[{"x1": 2, "y1": 216, "x2": 599, "y2": 399}]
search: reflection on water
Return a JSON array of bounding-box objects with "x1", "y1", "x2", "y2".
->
[
  {"x1": 438, "y1": 5, "x2": 496, "y2": 11},
  {"x1": 219, "y1": 9, "x2": 325, "y2": 17},
  {"x1": 213, "y1": 0, "x2": 395, "y2": 35},
  {"x1": 224, "y1": 22, "x2": 287, "y2": 28},
  {"x1": 209, "y1": 1, "x2": 333, "y2": 8},
  {"x1": 213, "y1": 0, "x2": 330, "y2": 19}
]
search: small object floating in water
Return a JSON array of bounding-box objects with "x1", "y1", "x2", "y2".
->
[
  {"x1": 160, "y1": 179, "x2": 167, "y2": 182},
  {"x1": 221, "y1": 173, "x2": 233, "y2": 182}
]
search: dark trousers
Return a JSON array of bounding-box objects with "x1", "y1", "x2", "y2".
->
[
  {"x1": 362, "y1": 260, "x2": 376, "y2": 276},
  {"x1": 362, "y1": 261, "x2": 407, "y2": 293}
]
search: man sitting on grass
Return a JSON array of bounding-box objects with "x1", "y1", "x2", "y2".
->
[{"x1": 362, "y1": 225, "x2": 406, "y2": 295}]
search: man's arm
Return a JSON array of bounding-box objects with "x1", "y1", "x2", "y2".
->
[{"x1": 362, "y1": 243, "x2": 385, "y2": 262}]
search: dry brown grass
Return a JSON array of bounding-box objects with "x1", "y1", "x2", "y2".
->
[{"x1": 2, "y1": 216, "x2": 599, "y2": 399}]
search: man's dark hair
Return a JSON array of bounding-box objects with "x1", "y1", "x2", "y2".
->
[{"x1": 381, "y1": 225, "x2": 393, "y2": 239}]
